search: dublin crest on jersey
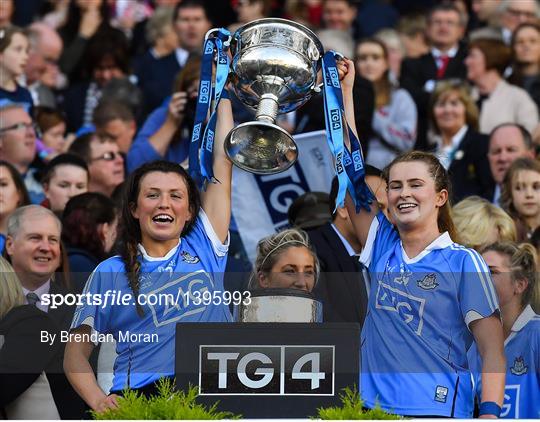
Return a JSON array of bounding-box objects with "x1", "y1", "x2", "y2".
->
[
  {"x1": 417, "y1": 273, "x2": 439, "y2": 290},
  {"x1": 181, "y1": 251, "x2": 200, "y2": 264},
  {"x1": 510, "y1": 356, "x2": 528, "y2": 375}
]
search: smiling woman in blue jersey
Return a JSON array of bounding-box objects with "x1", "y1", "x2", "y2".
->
[
  {"x1": 63, "y1": 97, "x2": 235, "y2": 414},
  {"x1": 338, "y1": 59, "x2": 506, "y2": 418},
  {"x1": 469, "y1": 242, "x2": 540, "y2": 419}
]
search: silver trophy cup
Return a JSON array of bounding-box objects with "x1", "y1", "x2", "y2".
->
[
  {"x1": 224, "y1": 18, "x2": 324, "y2": 174},
  {"x1": 238, "y1": 289, "x2": 323, "y2": 322}
]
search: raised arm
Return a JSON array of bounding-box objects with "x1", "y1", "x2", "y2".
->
[
  {"x1": 200, "y1": 97, "x2": 234, "y2": 243},
  {"x1": 470, "y1": 315, "x2": 506, "y2": 418},
  {"x1": 64, "y1": 325, "x2": 119, "y2": 413},
  {"x1": 339, "y1": 59, "x2": 381, "y2": 247}
]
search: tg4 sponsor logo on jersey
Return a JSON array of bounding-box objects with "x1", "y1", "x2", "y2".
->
[{"x1": 375, "y1": 281, "x2": 426, "y2": 335}]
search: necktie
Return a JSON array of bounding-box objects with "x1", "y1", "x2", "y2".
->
[
  {"x1": 437, "y1": 55, "x2": 450, "y2": 79},
  {"x1": 26, "y1": 292, "x2": 40, "y2": 307}
]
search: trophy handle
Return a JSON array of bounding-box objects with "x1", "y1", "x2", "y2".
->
[
  {"x1": 204, "y1": 28, "x2": 232, "y2": 47},
  {"x1": 311, "y1": 51, "x2": 346, "y2": 94}
]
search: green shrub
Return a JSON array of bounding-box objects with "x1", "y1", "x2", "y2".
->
[
  {"x1": 92, "y1": 378, "x2": 241, "y2": 420},
  {"x1": 315, "y1": 387, "x2": 401, "y2": 420}
]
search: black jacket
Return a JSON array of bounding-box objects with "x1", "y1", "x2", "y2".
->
[
  {"x1": 446, "y1": 128, "x2": 495, "y2": 203},
  {"x1": 0, "y1": 283, "x2": 88, "y2": 419},
  {"x1": 400, "y1": 45, "x2": 468, "y2": 150},
  {"x1": 307, "y1": 223, "x2": 368, "y2": 326},
  {"x1": 0, "y1": 305, "x2": 59, "y2": 409}
]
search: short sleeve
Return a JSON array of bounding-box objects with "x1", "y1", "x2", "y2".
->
[
  {"x1": 185, "y1": 208, "x2": 229, "y2": 255},
  {"x1": 359, "y1": 211, "x2": 400, "y2": 269},
  {"x1": 70, "y1": 260, "x2": 118, "y2": 334},
  {"x1": 458, "y1": 248, "x2": 500, "y2": 328}
]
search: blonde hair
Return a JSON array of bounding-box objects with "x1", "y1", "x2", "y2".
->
[
  {"x1": 481, "y1": 242, "x2": 539, "y2": 308},
  {"x1": 429, "y1": 80, "x2": 479, "y2": 133},
  {"x1": 250, "y1": 229, "x2": 320, "y2": 289},
  {"x1": 452, "y1": 196, "x2": 517, "y2": 250},
  {"x1": 0, "y1": 256, "x2": 24, "y2": 320}
]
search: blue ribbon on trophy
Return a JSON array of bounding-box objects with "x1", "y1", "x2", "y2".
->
[
  {"x1": 321, "y1": 51, "x2": 374, "y2": 212},
  {"x1": 189, "y1": 28, "x2": 231, "y2": 187}
]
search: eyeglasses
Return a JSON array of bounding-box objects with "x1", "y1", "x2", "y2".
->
[
  {"x1": 507, "y1": 8, "x2": 537, "y2": 19},
  {"x1": 0, "y1": 121, "x2": 38, "y2": 134},
  {"x1": 90, "y1": 151, "x2": 121, "y2": 162}
]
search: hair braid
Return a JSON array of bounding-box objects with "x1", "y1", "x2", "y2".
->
[{"x1": 123, "y1": 240, "x2": 144, "y2": 316}]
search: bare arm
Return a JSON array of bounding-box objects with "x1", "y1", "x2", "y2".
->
[
  {"x1": 148, "y1": 92, "x2": 187, "y2": 156},
  {"x1": 339, "y1": 59, "x2": 380, "y2": 246},
  {"x1": 64, "y1": 325, "x2": 119, "y2": 413},
  {"x1": 200, "y1": 97, "x2": 234, "y2": 243},
  {"x1": 470, "y1": 315, "x2": 506, "y2": 418}
]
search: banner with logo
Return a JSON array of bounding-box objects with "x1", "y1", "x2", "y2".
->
[{"x1": 231, "y1": 130, "x2": 334, "y2": 263}]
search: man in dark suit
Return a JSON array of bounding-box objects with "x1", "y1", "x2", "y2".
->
[
  {"x1": 300, "y1": 176, "x2": 372, "y2": 325},
  {"x1": 400, "y1": 2, "x2": 468, "y2": 150},
  {"x1": 5, "y1": 205, "x2": 87, "y2": 419}
]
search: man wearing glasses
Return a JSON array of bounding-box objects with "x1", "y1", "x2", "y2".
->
[
  {"x1": 500, "y1": 0, "x2": 540, "y2": 44},
  {"x1": 472, "y1": 0, "x2": 540, "y2": 45},
  {"x1": 0, "y1": 103, "x2": 45, "y2": 203},
  {"x1": 68, "y1": 132, "x2": 125, "y2": 198}
]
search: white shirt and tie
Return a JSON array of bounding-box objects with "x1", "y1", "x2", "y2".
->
[{"x1": 330, "y1": 224, "x2": 371, "y2": 298}]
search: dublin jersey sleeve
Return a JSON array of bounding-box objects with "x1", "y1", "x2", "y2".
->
[
  {"x1": 456, "y1": 246, "x2": 500, "y2": 327},
  {"x1": 183, "y1": 209, "x2": 230, "y2": 271},
  {"x1": 70, "y1": 258, "x2": 120, "y2": 335},
  {"x1": 359, "y1": 211, "x2": 399, "y2": 270}
]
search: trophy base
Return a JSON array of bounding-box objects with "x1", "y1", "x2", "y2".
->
[{"x1": 224, "y1": 120, "x2": 298, "y2": 174}]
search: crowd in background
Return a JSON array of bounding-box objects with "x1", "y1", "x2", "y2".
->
[{"x1": 1, "y1": 0, "x2": 540, "y2": 419}]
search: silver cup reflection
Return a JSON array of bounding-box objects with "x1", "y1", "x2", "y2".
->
[
  {"x1": 224, "y1": 18, "x2": 324, "y2": 174},
  {"x1": 239, "y1": 289, "x2": 323, "y2": 322}
]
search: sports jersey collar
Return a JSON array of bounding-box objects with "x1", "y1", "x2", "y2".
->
[
  {"x1": 511, "y1": 305, "x2": 536, "y2": 333},
  {"x1": 400, "y1": 231, "x2": 453, "y2": 264},
  {"x1": 137, "y1": 239, "x2": 181, "y2": 261}
]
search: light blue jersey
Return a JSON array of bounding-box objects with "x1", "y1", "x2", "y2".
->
[
  {"x1": 359, "y1": 212, "x2": 499, "y2": 417},
  {"x1": 468, "y1": 305, "x2": 540, "y2": 419},
  {"x1": 71, "y1": 210, "x2": 233, "y2": 391}
]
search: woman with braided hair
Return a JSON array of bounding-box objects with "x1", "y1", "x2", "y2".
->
[{"x1": 64, "y1": 97, "x2": 234, "y2": 413}]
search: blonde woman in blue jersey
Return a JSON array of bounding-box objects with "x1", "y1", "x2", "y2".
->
[
  {"x1": 64, "y1": 98, "x2": 235, "y2": 413},
  {"x1": 469, "y1": 242, "x2": 540, "y2": 418},
  {"x1": 338, "y1": 59, "x2": 506, "y2": 418}
]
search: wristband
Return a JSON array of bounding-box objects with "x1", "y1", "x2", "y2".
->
[
  {"x1": 221, "y1": 89, "x2": 230, "y2": 100},
  {"x1": 479, "y1": 401, "x2": 501, "y2": 417}
]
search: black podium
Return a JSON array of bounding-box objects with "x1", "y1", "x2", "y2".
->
[{"x1": 175, "y1": 322, "x2": 360, "y2": 418}]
